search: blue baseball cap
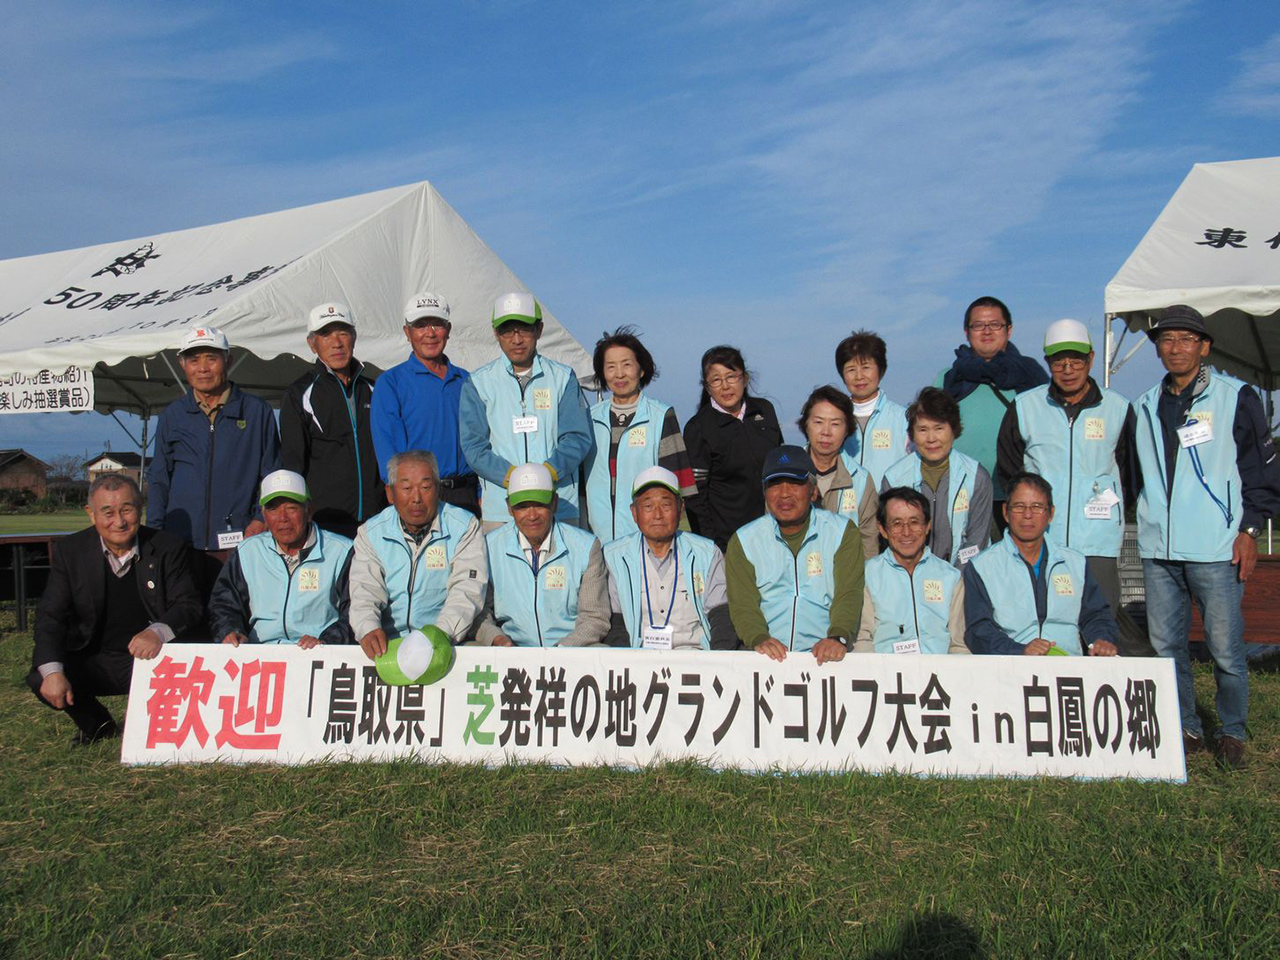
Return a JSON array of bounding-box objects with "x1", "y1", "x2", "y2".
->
[{"x1": 761, "y1": 445, "x2": 814, "y2": 483}]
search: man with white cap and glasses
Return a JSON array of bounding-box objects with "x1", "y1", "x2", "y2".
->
[
  {"x1": 460, "y1": 292, "x2": 592, "y2": 529},
  {"x1": 148, "y1": 323, "x2": 280, "y2": 552},
  {"x1": 281, "y1": 302, "x2": 384, "y2": 538},
  {"x1": 1132, "y1": 304, "x2": 1280, "y2": 768},
  {"x1": 726, "y1": 446, "x2": 864, "y2": 663},
  {"x1": 602, "y1": 466, "x2": 738, "y2": 650},
  {"x1": 210, "y1": 470, "x2": 354, "y2": 647},
  {"x1": 370, "y1": 292, "x2": 478, "y2": 515},
  {"x1": 477, "y1": 463, "x2": 610, "y2": 647},
  {"x1": 996, "y1": 318, "x2": 1149, "y2": 655},
  {"x1": 349, "y1": 450, "x2": 488, "y2": 660}
]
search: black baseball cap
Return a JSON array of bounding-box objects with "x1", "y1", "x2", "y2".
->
[
  {"x1": 762, "y1": 445, "x2": 814, "y2": 483},
  {"x1": 1147, "y1": 304, "x2": 1213, "y2": 343}
]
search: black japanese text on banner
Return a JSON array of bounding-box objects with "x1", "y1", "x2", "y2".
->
[
  {"x1": 121, "y1": 646, "x2": 1185, "y2": 781},
  {"x1": 0, "y1": 366, "x2": 94, "y2": 414}
]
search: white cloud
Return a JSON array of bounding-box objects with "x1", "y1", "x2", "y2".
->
[{"x1": 1221, "y1": 31, "x2": 1280, "y2": 116}]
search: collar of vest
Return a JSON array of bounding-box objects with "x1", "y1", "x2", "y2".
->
[
  {"x1": 883, "y1": 545, "x2": 937, "y2": 572},
  {"x1": 592, "y1": 392, "x2": 658, "y2": 427},
  {"x1": 506, "y1": 523, "x2": 568, "y2": 565},
  {"x1": 504, "y1": 354, "x2": 546, "y2": 380},
  {"x1": 768, "y1": 511, "x2": 819, "y2": 546}
]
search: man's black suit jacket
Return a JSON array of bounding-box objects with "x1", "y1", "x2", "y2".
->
[{"x1": 32, "y1": 525, "x2": 203, "y2": 669}]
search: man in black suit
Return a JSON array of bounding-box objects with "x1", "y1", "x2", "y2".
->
[{"x1": 27, "y1": 473, "x2": 203, "y2": 745}]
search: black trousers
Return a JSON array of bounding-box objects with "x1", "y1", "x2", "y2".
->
[
  {"x1": 439, "y1": 476, "x2": 481, "y2": 518},
  {"x1": 27, "y1": 648, "x2": 133, "y2": 734}
]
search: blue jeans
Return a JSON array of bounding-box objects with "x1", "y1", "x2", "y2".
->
[{"x1": 1142, "y1": 559, "x2": 1248, "y2": 740}]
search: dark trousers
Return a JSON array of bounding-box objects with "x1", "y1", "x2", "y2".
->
[
  {"x1": 439, "y1": 476, "x2": 481, "y2": 518},
  {"x1": 27, "y1": 648, "x2": 134, "y2": 734},
  {"x1": 1087, "y1": 555, "x2": 1156, "y2": 657}
]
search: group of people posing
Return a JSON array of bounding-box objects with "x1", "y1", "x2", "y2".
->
[{"x1": 28, "y1": 293, "x2": 1280, "y2": 770}]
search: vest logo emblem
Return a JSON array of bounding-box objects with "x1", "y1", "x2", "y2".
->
[
  {"x1": 533, "y1": 388, "x2": 552, "y2": 411},
  {"x1": 1190, "y1": 410, "x2": 1213, "y2": 427},
  {"x1": 953, "y1": 487, "x2": 969, "y2": 513},
  {"x1": 1052, "y1": 573, "x2": 1074, "y2": 596},
  {"x1": 692, "y1": 571, "x2": 705, "y2": 595},
  {"x1": 236, "y1": 419, "x2": 247, "y2": 429},
  {"x1": 544, "y1": 565, "x2": 566, "y2": 589},
  {"x1": 839, "y1": 488, "x2": 858, "y2": 514},
  {"x1": 871, "y1": 429, "x2": 892, "y2": 450},
  {"x1": 1084, "y1": 417, "x2": 1105, "y2": 440},
  {"x1": 425, "y1": 544, "x2": 447, "y2": 570},
  {"x1": 922, "y1": 579, "x2": 944, "y2": 603},
  {"x1": 297, "y1": 568, "x2": 320, "y2": 592},
  {"x1": 628, "y1": 425, "x2": 648, "y2": 448},
  {"x1": 805, "y1": 551, "x2": 823, "y2": 577}
]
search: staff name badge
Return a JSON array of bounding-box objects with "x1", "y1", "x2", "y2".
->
[
  {"x1": 216, "y1": 531, "x2": 244, "y2": 550},
  {"x1": 1084, "y1": 489, "x2": 1120, "y2": 520},
  {"x1": 805, "y1": 552, "x2": 823, "y2": 577},
  {"x1": 954, "y1": 487, "x2": 970, "y2": 512},
  {"x1": 872, "y1": 429, "x2": 892, "y2": 450},
  {"x1": 1052, "y1": 573, "x2": 1074, "y2": 596},
  {"x1": 297, "y1": 568, "x2": 320, "y2": 592},
  {"x1": 544, "y1": 566, "x2": 566, "y2": 590},
  {"x1": 922, "y1": 579, "x2": 944, "y2": 603},
  {"x1": 642, "y1": 625, "x2": 674, "y2": 650},
  {"x1": 513, "y1": 415, "x2": 539, "y2": 435},
  {"x1": 628, "y1": 426, "x2": 648, "y2": 448},
  {"x1": 1084, "y1": 417, "x2": 1106, "y2": 440},
  {"x1": 1178, "y1": 419, "x2": 1213, "y2": 448},
  {"x1": 893, "y1": 638, "x2": 921, "y2": 655},
  {"x1": 533, "y1": 388, "x2": 552, "y2": 411},
  {"x1": 957, "y1": 545, "x2": 979, "y2": 565},
  {"x1": 425, "y1": 544, "x2": 447, "y2": 570}
]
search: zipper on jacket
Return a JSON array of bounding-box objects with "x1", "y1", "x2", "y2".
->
[
  {"x1": 1065, "y1": 415, "x2": 1076, "y2": 547},
  {"x1": 906, "y1": 566, "x2": 921, "y2": 639},
  {"x1": 204, "y1": 417, "x2": 217, "y2": 549},
  {"x1": 278, "y1": 553, "x2": 296, "y2": 643},
  {"x1": 402, "y1": 540, "x2": 420, "y2": 632},
  {"x1": 789, "y1": 547, "x2": 800, "y2": 650}
]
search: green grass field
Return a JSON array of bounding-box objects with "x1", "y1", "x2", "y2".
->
[
  {"x1": 1, "y1": 618, "x2": 1277, "y2": 959},
  {"x1": 0, "y1": 510, "x2": 89, "y2": 535}
]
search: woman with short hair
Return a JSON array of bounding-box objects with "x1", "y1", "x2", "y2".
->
[{"x1": 797, "y1": 385, "x2": 879, "y2": 558}]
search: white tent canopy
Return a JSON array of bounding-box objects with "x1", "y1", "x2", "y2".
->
[
  {"x1": 1105, "y1": 156, "x2": 1280, "y2": 393},
  {"x1": 0, "y1": 181, "x2": 592, "y2": 415}
]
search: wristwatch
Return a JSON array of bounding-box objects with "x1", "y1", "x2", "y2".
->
[{"x1": 1241, "y1": 524, "x2": 1263, "y2": 538}]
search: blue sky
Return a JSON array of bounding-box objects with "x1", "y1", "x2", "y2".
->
[{"x1": 2, "y1": 1, "x2": 1278, "y2": 461}]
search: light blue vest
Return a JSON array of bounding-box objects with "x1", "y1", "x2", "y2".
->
[
  {"x1": 1014, "y1": 384, "x2": 1130, "y2": 558},
  {"x1": 585, "y1": 393, "x2": 672, "y2": 541},
  {"x1": 733, "y1": 508, "x2": 852, "y2": 652},
  {"x1": 364, "y1": 502, "x2": 476, "y2": 637},
  {"x1": 842, "y1": 393, "x2": 911, "y2": 487},
  {"x1": 486, "y1": 521, "x2": 599, "y2": 646},
  {"x1": 881, "y1": 449, "x2": 981, "y2": 565},
  {"x1": 969, "y1": 535, "x2": 1088, "y2": 655},
  {"x1": 468, "y1": 353, "x2": 583, "y2": 523},
  {"x1": 603, "y1": 530, "x2": 719, "y2": 648},
  {"x1": 236, "y1": 525, "x2": 352, "y2": 644},
  {"x1": 825, "y1": 450, "x2": 875, "y2": 522},
  {"x1": 863, "y1": 548, "x2": 960, "y2": 654},
  {"x1": 1134, "y1": 371, "x2": 1246, "y2": 562}
]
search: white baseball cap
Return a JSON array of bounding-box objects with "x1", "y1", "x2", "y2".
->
[
  {"x1": 492, "y1": 291, "x2": 542, "y2": 327},
  {"x1": 1043, "y1": 318, "x2": 1092, "y2": 357},
  {"x1": 259, "y1": 469, "x2": 310, "y2": 507},
  {"x1": 308, "y1": 301, "x2": 355, "y2": 334},
  {"x1": 404, "y1": 292, "x2": 451, "y2": 324},
  {"x1": 506, "y1": 462, "x2": 555, "y2": 506},
  {"x1": 632, "y1": 466, "x2": 681, "y2": 500},
  {"x1": 179, "y1": 325, "x2": 230, "y2": 354}
]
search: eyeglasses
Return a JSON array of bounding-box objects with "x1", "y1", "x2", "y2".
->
[
  {"x1": 1048, "y1": 356, "x2": 1088, "y2": 370},
  {"x1": 885, "y1": 518, "x2": 925, "y2": 531},
  {"x1": 1156, "y1": 334, "x2": 1203, "y2": 349},
  {"x1": 1008, "y1": 502, "x2": 1049, "y2": 515},
  {"x1": 705, "y1": 372, "x2": 743, "y2": 389},
  {"x1": 967, "y1": 322, "x2": 1008, "y2": 333},
  {"x1": 497, "y1": 325, "x2": 536, "y2": 340}
]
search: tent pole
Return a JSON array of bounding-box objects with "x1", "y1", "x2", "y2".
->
[
  {"x1": 1104, "y1": 314, "x2": 1114, "y2": 388},
  {"x1": 139, "y1": 408, "x2": 150, "y2": 500}
]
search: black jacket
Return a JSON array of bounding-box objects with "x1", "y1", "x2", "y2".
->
[
  {"x1": 32, "y1": 525, "x2": 203, "y2": 668},
  {"x1": 683, "y1": 396, "x2": 784, "y2": 550},
  {"x1": 280, "y1": 360, "x2": 386, "y2": 532}
]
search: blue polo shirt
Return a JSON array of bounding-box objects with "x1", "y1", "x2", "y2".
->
[{"x1": 370, "y1": 353, "x2": 471, "y2": 481}]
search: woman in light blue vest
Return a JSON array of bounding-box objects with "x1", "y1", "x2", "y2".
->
[
  {"x1": 585, "y1": 328, "x2": 696, "y2": 542},
  {"x1": 798, "y1": 385, "x2": 879, "y2": 559},
  {"x1": 835, "y1": 329, "x2": 911, "y2": 487},
  {"x1": 881, "y1": 387, "x2": 992, "y2": 567}
]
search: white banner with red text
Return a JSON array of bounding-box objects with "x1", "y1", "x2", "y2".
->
[{"x1": 120, "y1": 645, "x2": 1185, "y2": 781}]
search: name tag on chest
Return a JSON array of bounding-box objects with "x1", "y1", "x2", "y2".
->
[
  {"x1": 297, "y1": 568, "x2": 320, "y2": 592},
  {"x1": 642, "y1": 625, "x2": 673, "y2": 650},
  {"x1": 513, "y1": 415, "x2": 539, "y2": 435},
  {"x1": 893, "y1": 638, "x2": 921, "y2": 655},
  {"x1": 1178, "y1": 419, "x2": 1212, "y2": 448},
  {"x1": 216, "y1": 531, "x2": 244, "y2": 550}
]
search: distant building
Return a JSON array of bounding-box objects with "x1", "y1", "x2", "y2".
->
[
  {"x1": 84, "y1": 451, "x2": 143, "y2": 486},
  {"x1": 0, "y1": 449, "x2": 51, "y2": 498}
]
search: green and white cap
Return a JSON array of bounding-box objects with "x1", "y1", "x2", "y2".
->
[
  {"x1": 259, "y1": 469, "x2": 309, "y2": 507},
  {"x1": 507, "y1": 462, "x2": 554, "y2": 505},
  {"x1": 492, "y1": 291, "x2": 542, "y2": 327},
  {"x1": 1043, "y1": 318, "x2": 1092, "y2": 357},
  {"x1": 632, "y1": 466, "x2": 681, "y2": 500},
  {"x1": 375, "y1": 625, "x2": 455, "y2": 685}
]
